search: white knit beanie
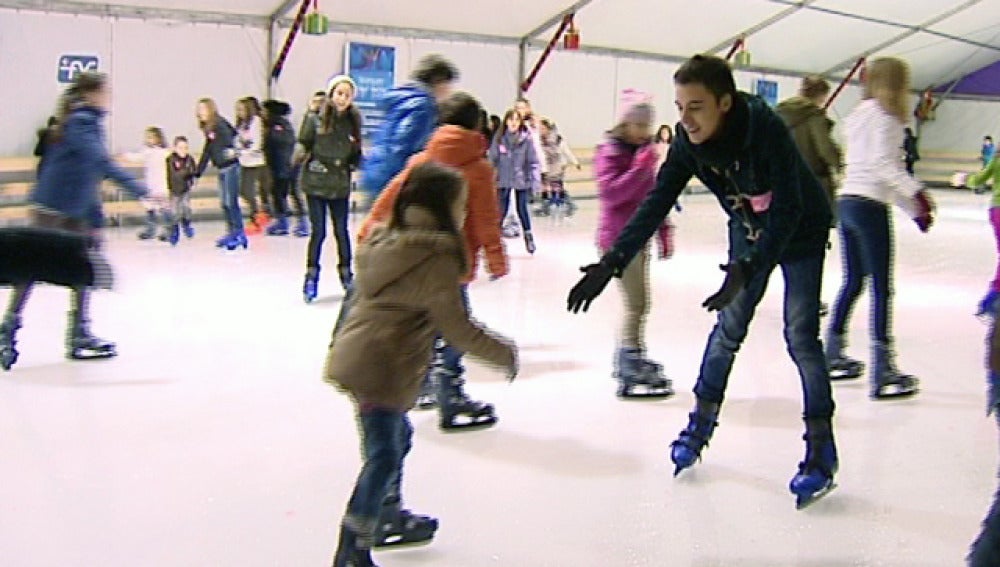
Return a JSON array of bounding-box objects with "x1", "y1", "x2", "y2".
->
[{"x1": 327, "y1": 75, "x2": 357, "y2": 95}]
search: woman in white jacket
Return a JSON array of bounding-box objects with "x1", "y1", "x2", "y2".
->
[
  {"x1": 235, "y1": 97, "x2": 269, "y2": 234},
  {"x1": 825, "y1": 57, "x2": 935, "y2": 400}
]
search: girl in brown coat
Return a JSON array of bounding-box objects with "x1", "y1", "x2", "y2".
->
[{"x1": 324, "y1": 162, "x2": 517, "y2": 567}]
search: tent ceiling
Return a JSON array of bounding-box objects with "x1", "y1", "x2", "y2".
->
[{"x1": 5, "y1": 0, "x2": 999, "y2": 89}]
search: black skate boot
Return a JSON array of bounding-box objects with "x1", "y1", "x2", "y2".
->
[
  {"x1": 414, "y1": 373, "x2": 438, "y2": 410},
  {"x1": 0, "y1": 315, "x2": 21, "y2": 371},
  {"x1": 670, "y1": 400, "x2": 720, "y2": 476},
  {"x1": 789, "y1": 419, "x2": 839, "y2": 509},
  {"x1": 523, "y1": 231, "x2": 536, "y2": 254},
  {"x1": 332, "y1": 522, "x2": 379, "y2": 567},
  {"x1": 870, "y1": 341, "x2": 919, "y2": 400},
  {"x1": 137, "y1": 211, "x2": 157, "y2": 240},
  {"x1": 66, "y1": 312, "x2": 117, "y2": 361},
  {"x1": 825, "y1": 332, "x2": 863, "y2": 380},
  {"x1": 614, "y1": 347, "x2": 674, "y2": 399},
  {"x1": 374, "y1": 500, "x2": 439, "y2": 549},
  {"x1": 436, "y1": 367, "x2": 497, "y2": 431},
  {"x1": 338, "y1": 265, "x2": 354, "y2": 292}
]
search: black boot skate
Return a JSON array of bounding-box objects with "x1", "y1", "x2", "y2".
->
[
  {"x1": 825, "y1": 332, "x2": 863, "y2": 380},
  {"x1": 436, "y1": 367, "x2": 497, "y2": 431},
  {"x1": 0, "y1": 315, "x2": 21, "y2": 371},
  {"x1": 373, "y1": 501, "x2": 439, "y2": 549},
  {"x1": 414, "y1": 373, "x2": 438, "y2": 410},
  {"x1": 332, "y1": 524, "x2": 379, "y2": 567},
  {"x1": 870, "y1": 341, "x2": 919, "y2": 400},
  {"x1": 66, "y1": 312, "x2": 117, "y2": 360},
  {"x1": 613, "y1": 347, "x2": 674, "y2": 399}
]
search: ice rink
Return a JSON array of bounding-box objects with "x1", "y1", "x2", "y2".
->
[{"x1": 0, "y1": 190, "x2": 995, "y2": 566}]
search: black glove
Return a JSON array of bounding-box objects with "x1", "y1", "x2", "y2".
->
[
  {"x1": 567, "y1": 261, "x2": 616, "y2": 314},
  {"x1": 702, "y1": 261, "x2": 750, "y2": 312}
]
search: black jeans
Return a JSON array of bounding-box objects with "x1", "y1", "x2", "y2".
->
[
  {"x1": 829, "y1": 197, "x2": 893, "y2": 344},
  {"x1": 306, "y1": 195, "x2": 352, "y2": 280},
  {"x1": 270, "y1": 177, "x2": 292, "y2": 218}
]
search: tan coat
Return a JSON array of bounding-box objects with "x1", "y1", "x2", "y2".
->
[
  {"x1": 324, "y1": 214, "x2": 516, "y2": 411},
  {"x1": 775, "y1": 96, "x2": 843, "y2": 201}
]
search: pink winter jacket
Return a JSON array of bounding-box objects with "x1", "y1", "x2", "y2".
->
[{"x1": 595, "y1": 136, "x2": 671, "y2": 253}]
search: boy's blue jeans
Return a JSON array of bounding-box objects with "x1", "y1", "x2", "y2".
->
[{"x1": 693, "y1": 248, "x2": 835, "y2": 420}]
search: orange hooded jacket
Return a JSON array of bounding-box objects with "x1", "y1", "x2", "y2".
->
[{"x1": 358, "y1": 125, "x2": 509, "y2": 283}]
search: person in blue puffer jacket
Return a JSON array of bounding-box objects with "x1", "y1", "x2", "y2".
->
[
  {"x1": 0, "y1": 72, "x2": 148, "y2": 371},
  {"x1": 359, "y1": 54, "x2": 458, "y2": 200}
]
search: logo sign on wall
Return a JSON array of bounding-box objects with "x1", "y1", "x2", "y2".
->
[
  {"x1": 344, "y1": 42, "x2": 396, "y2": 141},
  {"x1": 753, "y1": 78, "x2": 779, "y2": 107},
  {"x1": 58, "y1": 55, "x2": 99, "y2": 83}
]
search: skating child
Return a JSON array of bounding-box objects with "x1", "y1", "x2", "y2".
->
[
  {"x1": 195, "y1": 98, "x2": 246, "y2": 250},
  {"x1": 325, "y1": 162, "x2": 517, "y2": 567},
  {"x1": 966, "y1": 155, "x2": 1000, "y2": 316},
  {"x1": 536, "y1": 118, "x2": 580, "y2": 217},
  {"x1": 261, "y1": 99, "x2": 299, "y2": 236},
  {"x1": 568, "y1": 54, "x2": 839, "y2": 508},
  {"x1": 593, "y1": 89, "x2": 674, "y2": 400},
  {"x1": 968, "y1": 301, "x2": 1000, "y2": 566},
  {"x1": 984, "y1": 136, "x2": 996, "y2": 169},
  {"x1": 360, "y1": 92, "x2": 509, "y2": 435},
  {"x1": 235, "y1": 97, "x2": 270, "y2": 234},
  {"x1": 165, "y1": 136, "x2": 198, "y2": 245},
  {"x1": 360, "y1": 54, "x2": 458, "y2": 199},
  {"x1": 124, "y1": 126, "x2": 170, "y2": 241},
  {"x1": 299, "y1": 75, "x2": 363, "y2": 302},
  {"x1": 0, "y1": 72, "x2": 148, "y2": 371},
  {"x1": 825, "y1": 57, "x2": 935, "y2": 400},
  {"x1": 489, "y1": 109, "x2": 541, "y2": 253}
]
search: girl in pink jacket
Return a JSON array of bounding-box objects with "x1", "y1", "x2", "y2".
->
[{"x1": 594, "y1": 89, "x2": 674, "y2": 399}]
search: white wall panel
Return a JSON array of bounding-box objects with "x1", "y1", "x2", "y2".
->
[
  {"x1": 521, "y1": 49, "x2": 617, "y2": 149},
  {"x1": 920, "y1": 99, "x2": 1000, "y2": 153},
  {"x1": 111, "y1": 19, "x2": 267, "y2": 153},
  {"x1": 0, "y1": 11, "x2": 112, "y2": 155}
]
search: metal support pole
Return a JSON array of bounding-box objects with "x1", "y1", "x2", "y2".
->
[
  {"x1": 825, "y1": 57, "x2": 865, "y2": 110},
  {"x1": 517, "y1": 40, "x2": 527, "y2": 98},
  {"x1": 520, "y1": 14, "x2": 572, "y2": 93}
]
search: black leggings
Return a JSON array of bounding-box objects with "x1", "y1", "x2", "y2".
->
[
  {"x1": 498, "y1": 188, "x2": 532, "y2": 231},
  {"x1": 306, "y1": 195, "x2": 352, "y2": 279}
]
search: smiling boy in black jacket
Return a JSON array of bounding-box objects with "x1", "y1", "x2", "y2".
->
[{"x1": 569, "y1": 54, "x2": 837, "y2": 509}]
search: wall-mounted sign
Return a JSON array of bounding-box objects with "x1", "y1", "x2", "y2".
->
[
  {"x1": 753, "y1": 78, "x2": 779, "y2": 107},
  {"x1": 344, "y1": 42, "x2": 395, "y2": 142},
  {"x1": 58, "y1": 55, "x2": 99, "y2": 84}
]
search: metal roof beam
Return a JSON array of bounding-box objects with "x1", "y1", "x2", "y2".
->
[
  {"x1": 706, "y1": 0, "x2": 817, "y2": 54},
  {"x1": 270, "y1": 0, "x2": 301, "y2": 23},
  {"x1": 274, "y1": 17, "x2": 519, "y2": 46},
  {"x1": 522, "y1": 0, "x2": 595, "y2": 42},
  {"x1": 769, "y1": 0, "x2": 1000, "y2": 53},
  {"x1": 0, "y1": 0, "x2": 268, "y2": 27},
  {"x1": 822, "y1": 0, "x2": 984, "y2": 74}
]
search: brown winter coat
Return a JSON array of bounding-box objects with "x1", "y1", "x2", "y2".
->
[
  {"x1": 359, "y1": 125, "x2": 508, "y2": 284},
  {"x1": 775, "y1": 96, "x2": 843, "y2": 203},
  {"x1": 324, "y1": 211, "x2": 516, "y2": 411}
]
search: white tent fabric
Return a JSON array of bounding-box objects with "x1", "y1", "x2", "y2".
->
[{"x1": 4, "y1": 0, "x2": 998, "y2": 88}]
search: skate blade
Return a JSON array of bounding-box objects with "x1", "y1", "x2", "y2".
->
[
  {"x1": 795, "y1": 482, "x2": 837, "y2": 510},
  {"x1": 617, "y1": 389, "x2": 675, "y2": 400},
  {"x1": 68, "y1": 350, "x2": 117, "y2": 361},
  {"x1": 439, "y1": 415, "x2": 498, "y2": 432},
  {"x1": 870, "y1": 387, "x2": 919, "y2": 400},
  {"x1": 374, "y1": 534, "x2": 436, "y2": 550}
]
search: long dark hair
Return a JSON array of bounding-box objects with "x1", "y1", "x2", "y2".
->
[
  {"x1": 655, "y1": 124, "x2": 673, "y2": 144},
  {"x1": 389, "y1": 162, "x2": 467, "y2": 272},
  {"x1": 51, "y1": 72, "x2": 107, "y2": 142},
  {"x1": 495, "y1": 109, "x2": 524, "y2": 144}
]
